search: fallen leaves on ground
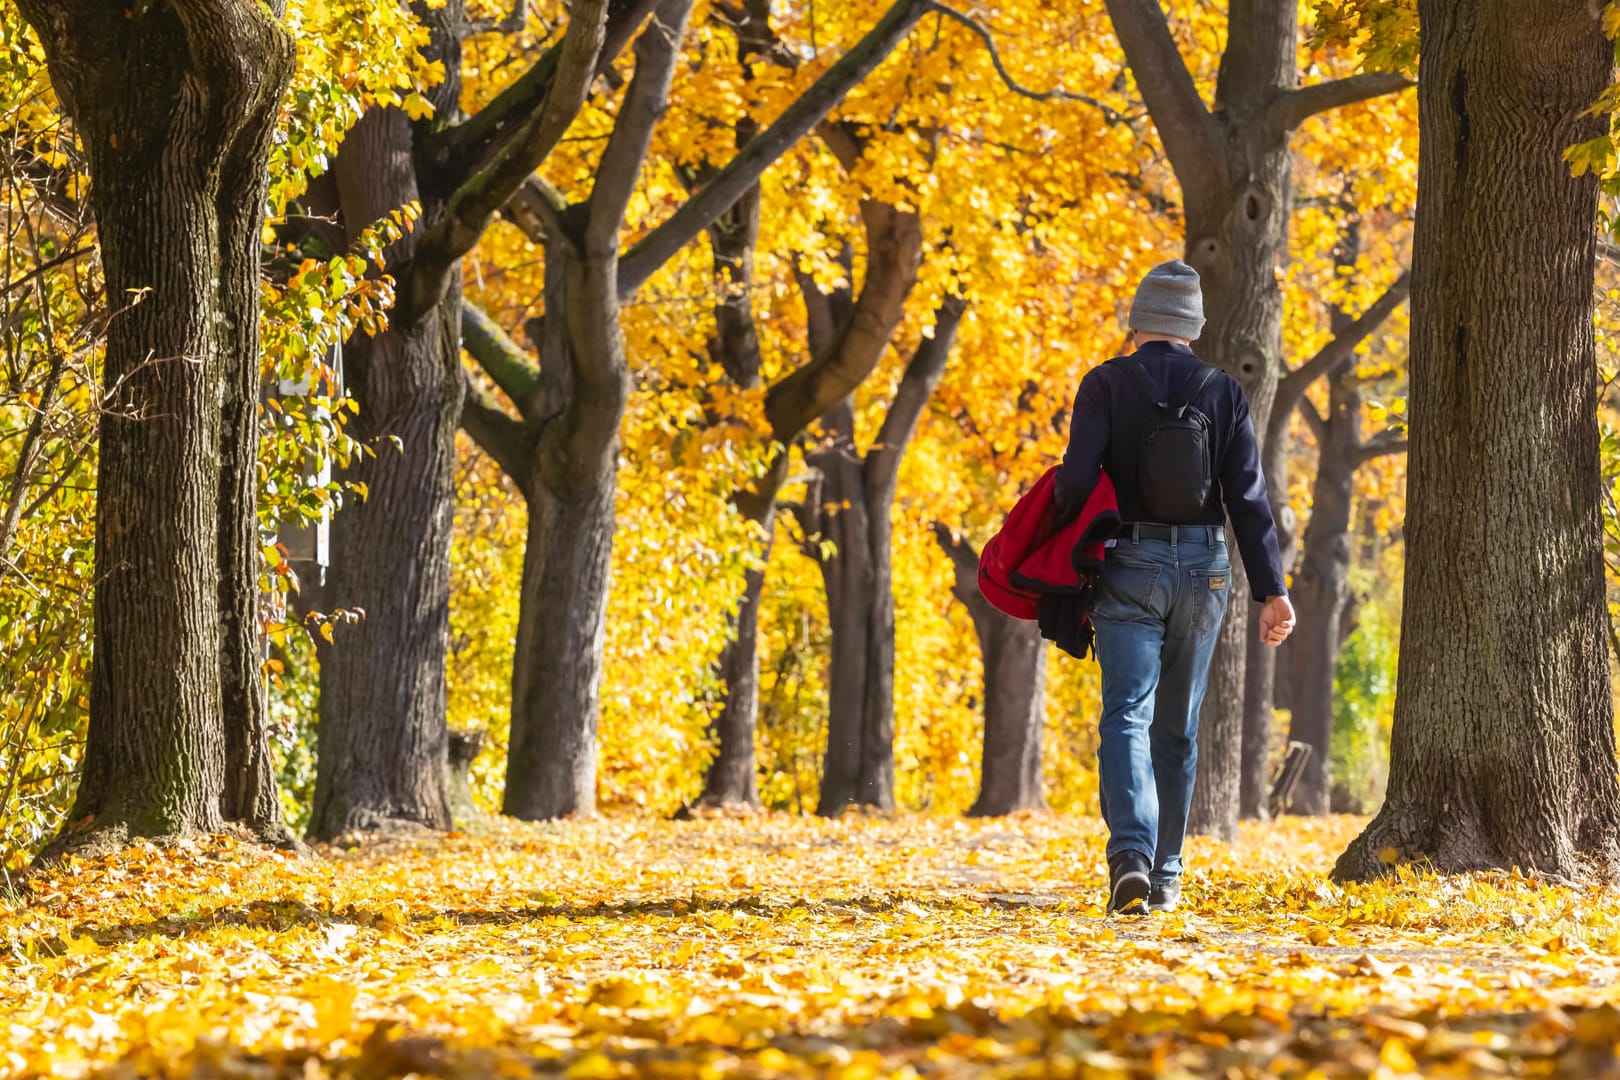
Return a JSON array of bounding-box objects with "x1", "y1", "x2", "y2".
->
[{"x1": 4, "y1": 813, "x2": 1620, "y2": 1078}]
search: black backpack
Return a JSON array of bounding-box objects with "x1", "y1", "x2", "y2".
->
[{"x1": 1115, "y1": 357, "x2": 1219, "y2": 523}]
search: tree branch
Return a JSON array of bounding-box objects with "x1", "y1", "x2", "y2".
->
[
  {"x1": 1274, "y1": 270, "x2": 1409, "y2": 422},
  {"x1": 461, "y1": 301, "x2": 547, "y2": 419},
  {"x1": 1100, "y1": 0, "x2": 1221, "y2": 183},
  {"x1": 588, "y1": 0, "x2": 692, "y2": 255},
  {"x1": 918, "y1": 3, "x2": 1127, "y2": 122},
  {"x1": 930, "y1": 521, "x2": 988, "y2": 617},
  {"x1": 1267, "y1": 72, "x2": 1414, "y2": 138},
  {"x1": 429, "y1": 0, "x2": 658, "y2": 188},
  {"x1": 618, "y1": 0, "x2": 933, "y2": 296},
  {"x1": 866, "y1": 296, "x2": 966, "y2": 498},
  {"x1": 504, "y1": 173, "x2": 575, "y2": 249},
  {"x1": 1297, "y1": 396, "x2": 1327, "y2": 444},
  {"x1": 1354, "y1": 432, "x2": 1408, "y2": 465},
  {"x1": 465, "y1": 0, "x2": 528, "y2": 36},
  {"x1": 762, "y1": 199, "x2": 923, "y2": 442},
  {"x1": 459, "y1": 370, "x2": 535, "y2": 486},
  {"x1": 400, "y1": 0, "x2": 612, "y2": 322}
]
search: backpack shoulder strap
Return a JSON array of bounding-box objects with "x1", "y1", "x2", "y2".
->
[
  {"x1": 1178, "y1": 363, "x2": 1220, "y2": 406},
  {"x1": 1111, "y1": 356, "x2": 1162, "y2": 409}
]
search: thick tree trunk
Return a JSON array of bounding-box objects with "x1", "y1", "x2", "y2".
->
[
  {"x1": 504, "y1": 467, "x2": 616, "y2": 819},
  {"x1": 313, "y1": 312, "x2": 459, "y2": 835},
  {"x1": 1337, "y1": 0, "x2": 1620, "y2": 880},
  {"x1": 1286, "y1": 371, "x2": 1359, "y2": 815},
  {"x1": 218, "y1": 66, "x2": 296, "y2": 843},
  {"x1": 934, "y1": 526, "x2": 1048, "y2": 816},
  {"x1": 310, "y1": 65, "x2": 465, "y2": 838},
  {"x1": 20, "y1": 0, "x2": 293, "y2": 842},
  {"x1": 502, "y1": 0, "x2": 686, "y2": 817}
]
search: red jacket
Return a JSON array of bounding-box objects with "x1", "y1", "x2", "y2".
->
[{"x1": 977, "y1": 467, "x2": 1121, "y2": 656}]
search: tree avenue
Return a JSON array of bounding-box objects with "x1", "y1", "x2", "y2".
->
[{"x1": 7, "y1": 0, "x2": 1618, "y2": 905}]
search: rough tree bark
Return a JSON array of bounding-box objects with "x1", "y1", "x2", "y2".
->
[
  {"x1": 18, "y1": 0, "x2": 294, "y2": 844},
  {"x1": 463, "y1": 0, "x2": 946, "y2": 819},
  {"x1": 1102, "y1": 0, "x2": 1411, "y2": 839},
  {"x1": 795, "y1": 299, "x2": 962, "y2": 816},
  {"x1": 933, "y1": 526, "x2": 1048, "y2": 815},
  {"x1": 308, "y1": 0, "x2": 631, "y2": 838},
  {"x1": 1335, "y1": 0, "x2": 1620, "y2": 880}
]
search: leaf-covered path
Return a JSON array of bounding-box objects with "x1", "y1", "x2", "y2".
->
[{"x1": 5, "y1": 814, "x2": 1620, "y2": 1077}]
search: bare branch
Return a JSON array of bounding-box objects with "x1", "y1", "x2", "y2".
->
[
  {"x1": 1274, "y1": 271, "x2": 1410, "y2": 421},
  {"x1": 618, "y1": 0, "x2": 932, "y2": 296},
  {"x1": 465, "y1": 0, "x2": 528, "y2": 36},
  {"x1": 1101, "y1": 0, "x2": 1221, "y2": 184},
  {"x1": 504, "y1": 173, "x2": 574, "y2": 249},
  {"x1": 919, "y1": 3, "x2": 1127, "y2": 123},
  {"x1": 763, "y1": 199, "x2": 923, "y2": 442},
  {"x1": 1268, "y1": 72, "x2": 1415, "y2": 138},
  {"x1": 930, "y1": 521, "x2": 992, "y2": 624},
  {"x1": 430, "y1": 0, "x2": 658, "y2": 187}
]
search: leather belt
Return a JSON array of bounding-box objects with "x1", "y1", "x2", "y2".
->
[{"x1": 1119, "y1": 523, "x2": 1225, "y2": 545}]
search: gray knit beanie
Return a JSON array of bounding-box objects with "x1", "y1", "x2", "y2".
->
[{"x1": 1128, "y1": 260, "x2": 1205, "y2": 341}]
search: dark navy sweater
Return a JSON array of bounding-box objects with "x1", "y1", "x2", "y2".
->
[{"x1": 1053, "y1": 340, "x2": 1288, "y2": 602}]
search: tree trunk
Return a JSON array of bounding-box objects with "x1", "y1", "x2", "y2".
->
[
  {"x1": 697, "y1": 159, "x2": 767, "y2": 810},
  {"x1": 1286, "y1": 369, "x2": 1360, "y2": 815},
  {"x1": 934, "y1": 526, "x2": 1048, "y2": 816},
  {"x1": 700, "y1": 561, "x2": 767, "y2": 807},
  {"x1": 810, "y1": 421, "x2": 896, "y2": 815},
  {"x1": 504, "y1": 464, "x2": 616, "y2": 819},
  {"x1": 503, "y1": 0, "x2": 690, "y2": 817},
  {"x1": 310, "y1": 53, "x2": 466, "y2": 838},
  {"x1": 1336, "y1": 0, "x2": 1620, "y2": 880},
  {"x1": 19, "y1": 0, "x2": 293, "y2": 843},
  {"x1": 1182, "y1": 146, "x2": 1292, "y2": 840},
  {"x1": 1238, "y1": 605, "x2": 1275, "y2": 819},
  {"x1": 808, "y1": 299, "x2": 959, "y2": 816},
  {"x1": 313, "y1": 311, "x2": 459, "y2": 835}
]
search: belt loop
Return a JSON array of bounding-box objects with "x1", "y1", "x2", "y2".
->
[
  {"x1": 1170, "y1": 525, "x2": 1178, "y2": 548},
  {"x1": 1132, "y1": 522, "x2": 1141, "y2": 544}
]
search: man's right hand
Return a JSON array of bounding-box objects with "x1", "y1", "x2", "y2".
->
[{"x1": 1259, "y1": 595, "x2": 1295, "y2": 648}]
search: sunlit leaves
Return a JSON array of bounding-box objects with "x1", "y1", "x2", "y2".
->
[{"x1": 8, "y1": 816, "x2": 1620, "y2": 1077}]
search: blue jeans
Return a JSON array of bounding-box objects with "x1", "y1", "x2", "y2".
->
[{"x1": 1091, "y1": 530, "x2": 1231, "y2": 885}]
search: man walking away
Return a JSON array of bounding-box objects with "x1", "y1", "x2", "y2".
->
[{"x1": 1054, "y1": 260, "x2": 1296, "y2": 914}]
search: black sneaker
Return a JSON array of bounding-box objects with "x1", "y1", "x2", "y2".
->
[
  {"x1": 1146, "y1": 879, "x2": 1180, "y2": 914},
  {"x1": 1107, "y1": 851, "x2": 1151, "y2": 914}
]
